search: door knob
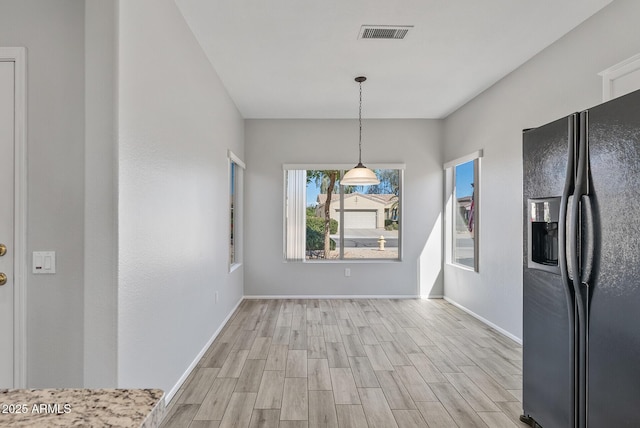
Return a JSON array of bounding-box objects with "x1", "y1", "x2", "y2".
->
[
  {"x1": 0, "y1": 244, "x2": 6, "y2": 257},
  {"x1": 0, "y1": 273, "x2": 6, "y2": 286}
]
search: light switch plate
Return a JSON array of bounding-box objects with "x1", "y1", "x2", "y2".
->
[{"x1": 33, "y1": 251, "x2": 56, "y2": 274}]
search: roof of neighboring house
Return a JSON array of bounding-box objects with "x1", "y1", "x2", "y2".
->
[
  {"x1": 316, "y1": 192, "x2": 397, "y2": 207},
  {"x1": 457, "y1": 195, "x2": 473, "y2": 209}
]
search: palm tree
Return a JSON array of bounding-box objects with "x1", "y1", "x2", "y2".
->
[{"x1": 307, "y1": 170, "x2": 338, "y2": 257}]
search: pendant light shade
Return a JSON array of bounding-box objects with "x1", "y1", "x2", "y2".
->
[
  {"x1": 341, "y1": 162, "x2": 380, "y2": 184},
  {"x1": 341, "y1": 76, "x2": 380, "y2": 186}
]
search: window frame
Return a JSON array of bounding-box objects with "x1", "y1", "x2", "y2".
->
[
  {"x1": 444, "y1": 150, "x2": 482, "y2": 272},
  {"x1": 283, "y1": 163, "x2": 405, "y2": 263},
  {"x1": 228, "y1": 150, "x2": 245, "y2": 272}
]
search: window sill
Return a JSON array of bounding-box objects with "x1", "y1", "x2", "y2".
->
[
  {"x1": 447, "y1": 262, "x2": 477, "y2": 273},
  {"x1": 284, "y1": 258, "x2": 402, "y2": 264}
]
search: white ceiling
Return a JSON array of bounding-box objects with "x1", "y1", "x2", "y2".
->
[{"x1": 175, "y1": 0, "x2": 612, "y2": 119}]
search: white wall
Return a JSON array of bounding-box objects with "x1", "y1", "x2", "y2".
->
[
  {"x1": 117, "y1": 0, "x2": 244, "y2": 396},
  {"x1": 244, "y1": 119, "x2": 443, "y2": 297},
  {"x1": 84, "y1": 0, "x2": 117, "y2": 388},
  {"x1": 443, "y1": 0, "x2": 640, "y2": 341},
  {"x1": 0, "y1": 0, "x2": 85, "y2": 387}
]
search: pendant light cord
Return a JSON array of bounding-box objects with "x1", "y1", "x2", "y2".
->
[{"x1": 358, "y1": 80, "x2": 363, "y2": 164}]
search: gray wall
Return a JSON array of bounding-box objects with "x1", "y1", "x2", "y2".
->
[
  {"x1": 244, "y1": 119, "x2": 444, "y2": 297},
  {"x1": 443, "y1": 0, "x2": 640, "y2": 340},
  {"x1": 117, "y1": 0, "x2": 245, "y2": 397},
  {"x1": 84, "y1": 0, "x2": 117, "y2": 388},
  {"x1": 0, "y1": 0, "x2": 85, "y2": 387}
]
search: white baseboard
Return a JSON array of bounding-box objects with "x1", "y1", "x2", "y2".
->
[
  {"x1": 421, "y1": 295, "x2": 444, "y2": 299},
  {"x1": 164, "y1": 296, "x2": 244, "y2": 403},
  {"x1": 443, "y1": 296, "x2": 522, "y2": 345},
  {"x1": 243, "y1": 295, "x2": 420, "y2": 299}
]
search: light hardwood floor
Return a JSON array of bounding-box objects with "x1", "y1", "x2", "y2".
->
[{"x1": 161, "y1": 299, "x2": 527, "y2": 428}]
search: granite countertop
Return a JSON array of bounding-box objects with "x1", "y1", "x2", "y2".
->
[{"x1": 0, "y1": 389, "x2": 164, "y2": 428}]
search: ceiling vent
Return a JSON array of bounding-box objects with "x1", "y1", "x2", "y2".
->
[{"x1": 358, "y1": 25, "x2": 413, "y2": 40}]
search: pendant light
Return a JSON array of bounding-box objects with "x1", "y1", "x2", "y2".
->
[{"x1": 341, "y1": 76, "x2": 380, "y2": 186}]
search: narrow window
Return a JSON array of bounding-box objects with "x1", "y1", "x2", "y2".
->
[
  {"x1": 229, "y1": 151, "x2": 245, "y2": 271},
  {"x1": 445, "y1": 151, "x2": 481, "y2": 272}
]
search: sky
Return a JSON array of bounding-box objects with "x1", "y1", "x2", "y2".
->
[
  {"x1": 455, "y1": 160, "x2": 474, "y2": 197},
  {"x1": 307, "y1": 181, "x2": 320, "y2": 206}
]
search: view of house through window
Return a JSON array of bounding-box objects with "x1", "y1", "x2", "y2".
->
[
  {"x1": 453, "y1": 158, "x2": 477, "y2": 269},
  {"x1": 285, "y1": 167, "x2": 402, "y2": 261},
  {"x1": 229, "y1": 151, "x2": 245, "y2": 270},
  {"x1": 230, "y1": 161, "x2": 237, "y2": 265}
]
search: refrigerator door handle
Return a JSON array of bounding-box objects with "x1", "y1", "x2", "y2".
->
[
  {"x1": 562, "y1": 114, "x2": 577, "y2": 284},
  {"x1": 565, "y1": 196, "x2": 575, "y2": 280},
  {"x1": 581, "y1": 195, "x2": 594, "y2": 285}
]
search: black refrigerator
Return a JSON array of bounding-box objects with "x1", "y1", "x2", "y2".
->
[{"x1": 522, "y1": 89, "x2": 640, "y2": 428}]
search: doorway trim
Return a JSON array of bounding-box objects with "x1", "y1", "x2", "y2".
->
[{"x1": 0, "y1": 47, "x2": 27, "y2": 388}]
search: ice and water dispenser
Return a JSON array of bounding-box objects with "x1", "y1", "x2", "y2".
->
[{"x1": 528, "y1": 197, "x2": 561, "y2": 274}]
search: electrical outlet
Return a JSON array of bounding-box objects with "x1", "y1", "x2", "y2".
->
[
  {"x1": 345, "y1": 268, "x2": 351, "y2": 277},
  {"x1": 215, "y1": 291, "x2": 219, "y2": 303}
]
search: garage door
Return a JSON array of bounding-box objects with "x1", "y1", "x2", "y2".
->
[{"x1": 343, "y1": 210, "x2": 376, "y2": 229}]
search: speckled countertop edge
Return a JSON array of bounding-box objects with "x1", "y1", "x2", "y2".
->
[{"x1": 0, "y1": 388, "x2": 165, "y2": 428}]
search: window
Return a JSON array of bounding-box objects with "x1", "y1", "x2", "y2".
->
[
  {"x1": 445, "y1": 151, "x2": 481, "y2": 271},
  {"x1": 229, "y1": 150, "x2": 245, "y2": 271},
  {"x1": 284, "y1": 164, "x2": 403, "y2": 261}
]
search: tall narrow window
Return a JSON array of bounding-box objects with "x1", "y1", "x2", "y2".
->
[
  {"x1": 445, "y1": 151, "x2": 481, "y2": 271},
  {"x1": 284, "y1": 164, "x2": 403, "y2": 261},
  {"x1": 229, "y1": 150, "x2": 245, "y2": 271}
]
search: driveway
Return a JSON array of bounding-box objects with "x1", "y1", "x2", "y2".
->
[{"x1": 331, "y1": 228, "x2": 398, "y2": 248}]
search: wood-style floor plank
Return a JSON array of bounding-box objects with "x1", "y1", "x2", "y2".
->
[
  {"x1": 235, "y1": 359, "x2": 266, "y2": 393},
  {"x1": 264, "y1": 344, "x2": 288, "y2": 371},
  {"x1": 281, "y1": 377, "x2": 308, "y2": 421},
  {"x1": 178, "y1": 368, "x2": 220, "y2": 404},
  {"x1": 326, "y1": 342, "x2": 350, "y2": 368},
  {"x1": 218, "y1": 392, "x2": 256, "y2": 428},
  {"x1": 308, "y1": 358, "x2": 332, "y2": 391},
  {"x1": 444, "y1": 372, "x2": 500, "y2": 412},
  {"x1": 335, "y1": 405, "x2": 369, "y2": 428},
  {"x1": 189, "y1": 420, "x2": 221, "y2": 428},
  {"x1": 193, "y1": 378, "x2": 238, "y2": 421},
  {"x1": 203, "y1": 342, "x2": 233, "y2": 368},
  {"x1": 286, "y1": 349, "x2": 308, "y2": 378},
  {"x1": 392, "y1": 409, "x2": 429, "y2": 428},
  {"x1": 478, "y1": 411, "x2": 519, "y2": 428},
  {"x1": 414, "y1": 401, "x2": 457, "y2": 428},
  {"x1": 349, "y1": 356, "x2": 380, "y2": 388},
  {"x1": 217, "y1": 350, "x2": 249, "y2": 378},
  {"x1": 161, "y1": 299, "x2": 524, "y2": 428},
  {"x1": 375, "y1": 370, "x2": 417, "y2": 410},
  {"x1": 380, "y1": 340, "x2": 411, "y2": 366},
  {"x1": 247, "y1": 337, "x2": 271, "y2": 360},
  {"x1": 343, "y1": 334, "x2": 367, "y2": 357},
  {"x1": 394, "y1": 365, "x2": 438, "y2": 403},
  {"x1": 248, "y1": 409, "x2": 279, "y2": 428},
  {"x1": 330, "y1": 367, "x2": 361, "y2": 405},
  {"x1": 358, "y1": 387, "x2": 399, "y2": 428},
  {"x1": 429, "y1": 382, "x2": 488, "y2": 428},
  {"x1": 254, "y1": 370, "x2": 285, "y2": 409},
  {"x1": 160, "y1": 404, "x2": 199, "y2": 428},
  {"x1": 308, "y1": 336, "x2": 327, "y2": 359},
  {"x1": 309, "y1": 390, "x2": 339, "y2": 427}
]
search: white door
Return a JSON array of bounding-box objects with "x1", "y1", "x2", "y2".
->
[
  {"x1": 0, "y1": 60, "x2": 15, "y2": 387},
  {"x1": 343, "y1": 210, "x2": 377, "y2": 229}
]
